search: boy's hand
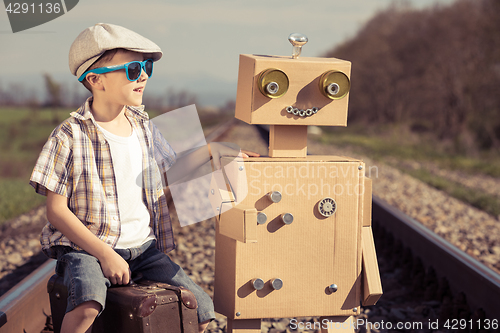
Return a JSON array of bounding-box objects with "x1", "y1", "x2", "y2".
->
[
  {"x1": 98, "y1": 248, "x2": 131, "y2": 285},
  {"x1": 209, "y1": 143, "x2": 260, "y2": 170},
  {"x1": 46, "y1": 190, "x2": 132, "y2": 285},
  {"x1": 241, "y1": 149, "x2": 260, "y2": 158}
]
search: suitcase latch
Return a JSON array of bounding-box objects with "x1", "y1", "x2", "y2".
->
[{"x1": 178, "y1": 287, "x2": 198, "y2": 309}]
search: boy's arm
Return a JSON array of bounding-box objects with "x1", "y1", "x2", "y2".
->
[
  {"x1": 46, "y1": 190, "x2": 131, "y2": 285},
  {"x1": 165, "y1": 143, "x2": 259, "y2": 186},
  {"x1": 149, "y1": 121, "x2": 258, "y2": 181}
]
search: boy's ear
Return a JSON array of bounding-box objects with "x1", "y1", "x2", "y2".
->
[{"x1": 86, "y1": 73, "x2": 104, "y2": 91}]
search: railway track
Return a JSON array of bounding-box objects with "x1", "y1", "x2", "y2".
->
[
  {"x1": 0, "y1": 119, "x2": 499, "y2": 333},
  {"x1": 372, "y1": 197, "x2": 500, "y2": 329}
]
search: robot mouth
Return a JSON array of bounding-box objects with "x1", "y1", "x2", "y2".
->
[{"x1": 286, "y1": 106, "x2": 319, "y2": 117}]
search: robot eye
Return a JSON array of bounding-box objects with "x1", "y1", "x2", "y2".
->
[
  {"x1": 258, "y1": 68, "x2": 289, "y2": 98},
  {"x1": 319, "y1": 70, "x2": 350, "y2": 100}
]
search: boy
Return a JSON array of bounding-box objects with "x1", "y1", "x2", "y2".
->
[{"x1": 30, "y1": 23, "x2": 251, "y2": 333}]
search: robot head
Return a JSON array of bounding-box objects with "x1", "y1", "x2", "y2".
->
[{"x1": 235, "y1": 34, "x2": 351, "y2": 127}]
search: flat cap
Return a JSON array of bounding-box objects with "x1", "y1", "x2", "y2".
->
[{"x1": 69, "y1": 23, "x2": 162, "y2": 79}]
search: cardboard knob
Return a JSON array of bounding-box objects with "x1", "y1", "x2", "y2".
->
[
  {"x1": 281, "y1": 213, "x2": 294, "y2": 225},
  {"x1": 271, "y1": 278, "x2": 283, "y2": 290},
  {"x1": 267, "y1": 191, "x2": 282, "y2": 203},
  {"x1": 252, "y1": 278, "x2": 265, "y2": 290},
  {"x1": 257, "y1": 212, "x2": 267, "y2": 225}
]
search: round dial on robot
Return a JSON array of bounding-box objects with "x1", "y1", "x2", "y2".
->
[{"x1": 318, "y1": 197, "x2": 337, "y2": 217}]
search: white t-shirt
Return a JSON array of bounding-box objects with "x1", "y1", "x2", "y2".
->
[{"x1": 96, "y1": 123, "x2": 155, "y2": 249}]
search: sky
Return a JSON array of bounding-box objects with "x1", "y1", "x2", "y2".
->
[{"x1": 0, "y1": 0, "x2": 456, "y2": 106}]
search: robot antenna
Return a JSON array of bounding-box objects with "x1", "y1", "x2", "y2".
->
[{"x1": 288, "y1": 33, "x2": 308, "y2": 59}]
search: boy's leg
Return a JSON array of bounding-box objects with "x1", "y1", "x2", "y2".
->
[
  {"x1": 60, "y1": 300, "x2": 101, "y2": 333},
  {"x1": 56, "y1": 250, "x2": 110, "y2": 333},
  {"x1": 130, "y1": 244, "x2": 216, "y2": 331},
  {"x1": 199, "y1": 320, "x2": 211, "y2": 333}
]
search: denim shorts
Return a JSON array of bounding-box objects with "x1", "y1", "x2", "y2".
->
[{"x1": 53, "y1": 240, "x2": 215, "y2": 323}]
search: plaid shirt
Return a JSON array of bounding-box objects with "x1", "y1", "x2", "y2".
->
[{"x1": 30, "y1": 97, "x2": 176, "y2": 258}]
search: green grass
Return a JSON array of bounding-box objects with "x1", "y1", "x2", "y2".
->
[
  {"x1": 0, "y1": 107, "x2": 73, "y2": 224},
  {"x1": 320, "y1": 126, "x2": 500, "y2": 177},
  {"x1": 403, "y1": 168, "x2": 500, "y2": 217},
  {"x1": 0, "y1": 178, "x2": 46, "y2": 223},
  {"x1": 0, "y1": 107, "x2": 74, "y2": 177},
  {"x1": 317, "y1": 125, "x2": 500, "y2": 218}
]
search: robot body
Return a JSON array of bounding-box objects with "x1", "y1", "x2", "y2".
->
[{"x1": 211, "y1": 34, "x2": 382, "y2": 332}]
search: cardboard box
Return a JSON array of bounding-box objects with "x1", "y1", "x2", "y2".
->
[
  {"x1": 269, "y1": 125, "x2": 307, "y2": 158},
  {"x1": 214, "y1": 156, "x2": 366, "y2": 319},
  {"x1": 235, "y1": 54, "x2": 351, "y2": 126}
]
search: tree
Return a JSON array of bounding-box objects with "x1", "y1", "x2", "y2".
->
[
  {"x1": 43, "y1": 73, "x2": 62, "y2": 107},
  {"x1": 324, "y1": 0, "x2": 500, "y2": 153}
]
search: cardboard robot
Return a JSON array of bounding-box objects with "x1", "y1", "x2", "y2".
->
[{"x1": 210, "y1": 34, "x2": 382, "y2": 333}]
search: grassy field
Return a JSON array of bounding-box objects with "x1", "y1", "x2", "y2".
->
[
  {"x1": 318, "y1": 125, "x2": 500, "y2": 217},
  {"x1": 320, "y1": 124, "x2": 500, "y2": 176},
  {"x1": 0, "y1": 107, "x2": 73, "y2": 224}
]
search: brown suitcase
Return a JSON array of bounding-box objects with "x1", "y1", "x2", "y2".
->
[{"x1": 47, "y1": 274, "x2": 199, "y2": 333}]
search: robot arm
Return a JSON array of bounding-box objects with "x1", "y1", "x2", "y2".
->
[
  {"x1": 218, "y1": 203, "x2": 257, "y2": 243},
  {"x1": 361, "y1": 226, "x2": 383, "y2": 305},
  {"x1": 360, "y1": 177, "x2": 383, "y2": 305}
]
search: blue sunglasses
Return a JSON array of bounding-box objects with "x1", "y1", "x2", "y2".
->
[{"x1": 78, "y1": 59, "x2": 154, "y2": 82}]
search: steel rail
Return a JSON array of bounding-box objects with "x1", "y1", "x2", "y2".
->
[
  {"x1": 372, "y1": 196, "x2": 500, "y2": 320},
  {"x1": 0, "y1": 259, "x2": 55, "y2": 333},
  {"x1": 205, "y1": 118, "x2": 237, "y2": 143}
]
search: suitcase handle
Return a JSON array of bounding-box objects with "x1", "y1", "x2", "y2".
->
[
  {"x1": 109, "y1": 272, "x2": 143, "y2": 288},
  {"x1": 108, "y1": 276, "x2": 198, "y2": 310},
  {"x1": 152, "y1": 282, "x2": 198, "y2": 309}
]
